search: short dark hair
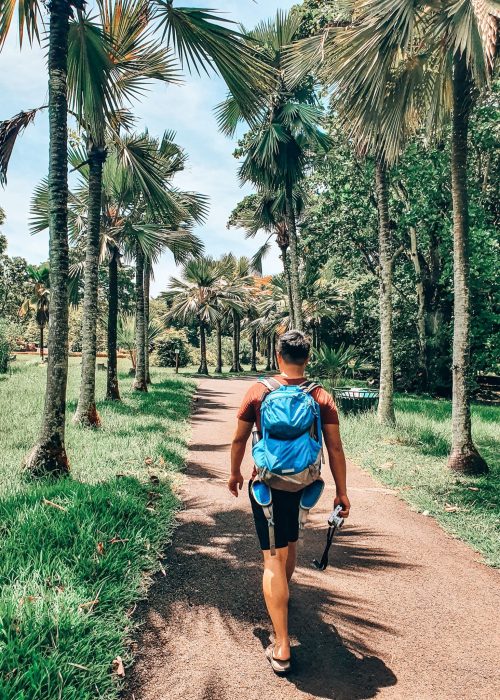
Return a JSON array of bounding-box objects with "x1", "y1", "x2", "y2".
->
[{"x1": 277, "y1": 330, "x2": 311, "y2": 364}]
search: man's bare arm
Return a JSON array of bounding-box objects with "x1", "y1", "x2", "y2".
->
[
  {"x1": 228, "y1": 419, "x2": 253, "y2": 497},
  {"x1": 322, "y1": 423, "x2": 351, "y2": 517}
]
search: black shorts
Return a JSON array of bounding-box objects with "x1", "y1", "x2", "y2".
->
[{"x1": 249, "y1": 480, "x2": 304, "y2": 551}]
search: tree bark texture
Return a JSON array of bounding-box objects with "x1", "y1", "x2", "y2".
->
[
  {"x1": 215, "y1": 319, "x2": 223, "y2": 373},
  {"x1": 251, "y1": 328, "x2": 258, "y2": 371},
  {"x1": 285, "y1": 183, "x2": 303, "y2": 330},
  {"x1": 133, "y1": 244, "x2": 148, "y2": 392},
  {"x1": 198, "y1": 322, "x2": 209, "y2": 375},
  {"x1": 74, "y1": 147, "x2": 106, "y2": 427},
  {"x1": 280, "y1": 244, "x2": 295, "y2": 328},
  {"x1": 265, "y1": 336, "x2": 271, "y2": 371},
  {"x1": 144, "y1": 259, "x2": 151, "y2": 384},
  {"x1": 375, "y1": 159, "x2": 396, "y2": 426},
  {"x1": 106, "y1": 247, "x2": 121, "y2": 400},
  {"x1": 409, "y1": 226, "x2": 429, "y2": 390},
  {"x1": 25, "y1": 0, "x2": 71, "y2": 476},
  {"x1": 230, "y1": 310, "x2": 241, "y2": 373},
  {"x1": 448, "y1": 55, "x2": 487, "y2": 474},
  {"x1": 271, "y1": 333, "x2": 277, "y2": 371}
]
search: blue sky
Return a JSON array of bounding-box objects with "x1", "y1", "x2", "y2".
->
[{"x1": 0, "y1": 0, "x2": 295, "y2": 295}]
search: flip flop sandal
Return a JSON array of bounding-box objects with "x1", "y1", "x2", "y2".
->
[{"x1": 265, "y1": 644, "x2": 291, "y2": 675}]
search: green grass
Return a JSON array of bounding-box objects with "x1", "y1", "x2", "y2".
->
[
  {"x1": 340, "y1": 394, "x2": 500, "y2": 567},
  {"x1": 0, "y1": 359, "x2": 196, "y2": 699}
]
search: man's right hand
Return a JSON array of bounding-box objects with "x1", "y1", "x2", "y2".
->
[
  {"x1": 334, "y1": 493, "x2": 351, "y2": 518},
  {"x1": 228, "y1": 473, "x2": 244, "y2": 497}
]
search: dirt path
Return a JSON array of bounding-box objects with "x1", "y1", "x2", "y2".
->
[{"x1": 126, "y1": 378, "x2": 500, "y2": 700}]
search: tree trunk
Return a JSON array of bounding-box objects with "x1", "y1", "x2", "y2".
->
[
  {"x1": 215, "y1": 319, "x2": 223, "y2": 373},
  {"x1": 409, "y1": 226, "x2": 428, "y2": 391},
  {"x1": 133, "y1": 244, "x2": 147, "y2": 392},
  {"x1": 106, "y1": 246, "x2": 120, "y2": 401},
  {"x1": 271, "y1": 333, "x2": 278, "y2": 371},
  {"x1": 237, "y1": 316, "x2": 243, "y2": 371},
  {"x1": 265, "y1": 335, "x2": 271, "y2": 371},
  {"x1": 375, "y1": 159, "x2": 396, "y2": 426},
  {"x1": 25, "y1": 0, "x2": 71, "y2": 476},
  {"x1": 198, "y1": 321, "x2": 209, "y2": 375},
  {"x1": 251, "y1": 328, "x2": 258, "y2": 372},
  {"x1": 74, "y1": 146, "x2": 105, "y2": 427},
  {"x1": 448, "y1": 55, "x2": 487, "y2": 474},
  {"x1": 39, "y1": 325, "x2": 44, "y2": 361},
  {"x1": 280, "y1": 244, "x2": 295, "y2": 327},
  {"x1": 230, "y1": 310, "x2": 240, "y2": 373},
  {"x1": 144, "y1": 259, "x2": 151, "y2": 384},
  {"x1": 285, "y1": 184, "x2": 303, "y2": 330}
]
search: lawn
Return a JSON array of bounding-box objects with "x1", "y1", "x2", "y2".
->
[
  {"x1": 340, "y1": 394, "x2": 500, "y2": 567},
  {"x1": 0, "y1": 358, "x2": 196, "y2": 699}
]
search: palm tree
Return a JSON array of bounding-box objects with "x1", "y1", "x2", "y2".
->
[
  {"x1": 0, "y1": 0, "x2": 79, "y2": 475},
  {"x1": 19, "y1": 264, "x2": 50, "y2": 361},
  {"x1": 218, "y1": 10, "x2": 331, "y2": 330},
  {"x1": 219, "y1": 254, "x2": 254, "y2": 373},
  {"x1": 227, "y1": 187, "x2": 306, "y2": 316},
  {"x1": 286, "y1": 1, "x2": 495, "y2": 464},
  {"x1": 0, "y1": 0, "x2": 274, "y2": 474},
  {"x1": 70, "y1": 0, "x2": 180, "y2": 426},
  {"x1": 163, "y1": 258, "x2": 221, "y2": 375}
]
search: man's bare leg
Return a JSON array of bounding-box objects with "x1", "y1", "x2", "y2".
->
[
  {"x1": 286, "y1": 541, "x2": 297, "y2": 583},
  {"x1": 262, "y1": 547, "x2": 290, "y2": 661}
]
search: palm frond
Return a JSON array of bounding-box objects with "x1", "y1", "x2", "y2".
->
[
  {"x1": 0, "y1": 108, "x2": 42, "y2": 184},
  {"x1": 152, "y1": 2, "x2": 275, "y2": 121},
  {"x1": 0, "y1": 0, "x2": 41, "y2": 48}
]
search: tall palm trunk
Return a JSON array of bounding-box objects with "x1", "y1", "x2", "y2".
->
[
  {"x1": 285, "y1": 183, "x2": 303, "y2": 330},
  {"x1": 409, "y1": 226, "x2": 428, "y2": 390},
  {"x1": 106, "y1": 246, "x2": 120, "y2": 401},
  {"x1": 25, "y1": 0, "x2": 71, "y2": 476},
  {"x1": 74, "y1": 146, "x2": 106, "y2": 427},
  {"x1": 251, "y1": 328, "x2": 257, "y2": 372},
  {"x1": 265, "y1": 335, "x2": 271, "y2": 371},
  {"x1": 215, "y1": 318, "x2": 223, "y2": 373},
  {"x1": 198, "y1": 321, "x2": 208, "y2": 375},
  {"x1": 39, "y1": 325, "x2": 44, "y2": 361},
  {"x1": 133, "y1": 244, "x2": 147, "y2": 392},
  {"x1": 280, "y1": 244, "x2": 295, "y2": 326},
  {"x1": 375, "y1": 159, "x2": 396, "y2": 426},
  {"x1": 230, "y1": 309, "x2": 240, "y2": 373},
  {"x1": 144, "y1": 259, "x2": 151, "y2": 384},
  {"x1": 271, "y1": 333, "x2": 277, "y2": 371},
  {"x1": 448, "y1": 55, "x2": 487, "y2": 474}
]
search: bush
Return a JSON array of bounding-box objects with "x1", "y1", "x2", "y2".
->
[
  {"x1": 0, "y1": 321, "x2": 9, "y2": 374},
  {"x1": 154, "y1": 334, "x2": 191, "y2": 368}
]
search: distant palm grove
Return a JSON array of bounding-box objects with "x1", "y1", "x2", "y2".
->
[{"x1": 1, "y1": 0, "x2": 499, "y2": 481}]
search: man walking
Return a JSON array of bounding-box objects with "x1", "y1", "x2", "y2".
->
[{"x1": 228, "y1": 330, "x2": 350, "y2": 673}]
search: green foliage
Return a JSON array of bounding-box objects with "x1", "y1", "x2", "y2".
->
[
  {"x1": 154, "y1": 334, "x2": 191, "y2": 369},
  {"x1": 309, "y1": 343, "x2": 363, "y2": 388}
]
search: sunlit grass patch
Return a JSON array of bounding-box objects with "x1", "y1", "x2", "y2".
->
[
  {"x1": 340, "y1": 395, "x2": 500, "y2": 567},
  {"x1": 0, "y1": 359, "x2": 196, "y2": 699}
]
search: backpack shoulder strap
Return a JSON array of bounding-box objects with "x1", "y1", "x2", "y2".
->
[
  {"x1": 299, "y1": 380, "x2": 321, "y2": 395},
  {"x1": 258, "y1": 377, "x2": 282, "y2": 393}
]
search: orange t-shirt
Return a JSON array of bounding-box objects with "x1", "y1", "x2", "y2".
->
[{"x1": 237, "y1": 376, "x2": 339, "y2": 431}]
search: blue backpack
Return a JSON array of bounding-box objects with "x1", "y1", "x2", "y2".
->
[{"x1": 252, "y1": 377, "x2": 323, "y2": 491}]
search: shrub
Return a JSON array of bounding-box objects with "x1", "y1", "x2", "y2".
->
[{"x1": 154, "y1": 334, "x2": 190, "y2": 368}]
